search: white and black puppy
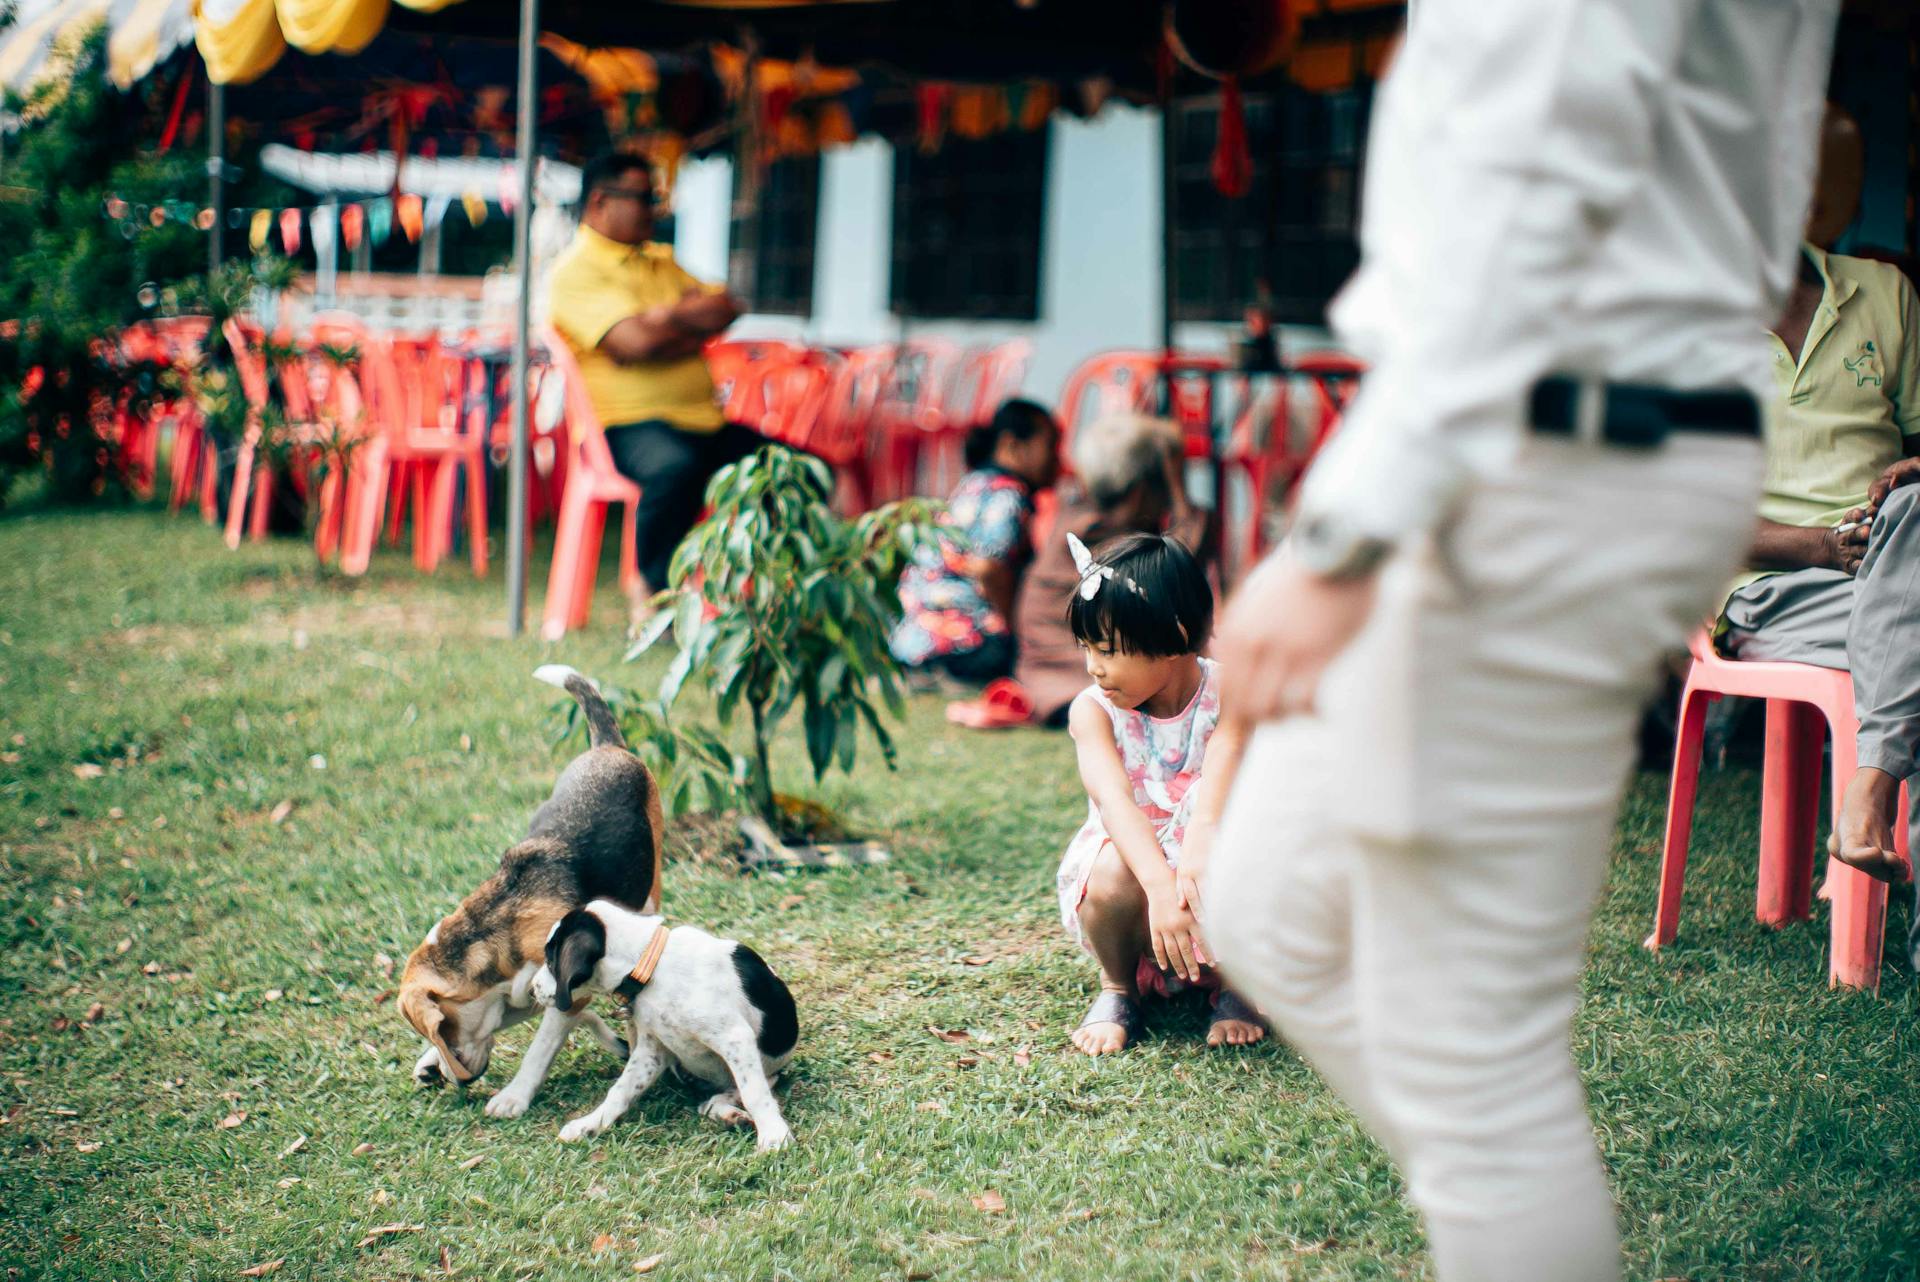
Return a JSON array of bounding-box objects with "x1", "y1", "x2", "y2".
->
[{"x1": 534, "y1": 898, "x2": 799, "y2": 1152}]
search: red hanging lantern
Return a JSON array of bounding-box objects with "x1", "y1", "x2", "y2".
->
[{"x1": 1165, "y1": 0, "x2": 1298, "y2": 80}]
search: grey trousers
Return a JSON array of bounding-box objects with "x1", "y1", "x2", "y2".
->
[{"x1": 1723, "y1": 483, "x2": 1920, "y2": 966}]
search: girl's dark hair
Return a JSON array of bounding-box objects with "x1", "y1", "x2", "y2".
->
[
  {"x1": 1066, "y1": 532, "x2": 1213, "y2": 658},
  {"x1": 964, "y1": 397, "x2": 1055, "y2": 470}
]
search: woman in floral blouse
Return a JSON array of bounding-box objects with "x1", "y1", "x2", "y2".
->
[{"x1": 890, "y1": 399, "x2": 1061, "y2": 684}]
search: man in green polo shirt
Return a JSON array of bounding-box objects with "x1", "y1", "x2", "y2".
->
[{"x1": 1721, "y1": 240, "x2": 1920, "y2": 941}]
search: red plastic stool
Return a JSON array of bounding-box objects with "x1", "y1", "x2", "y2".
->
[{"x1": 1651, "y1": 631, "x2": 1908, "y2": 992}]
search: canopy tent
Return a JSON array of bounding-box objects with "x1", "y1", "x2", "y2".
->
[
  {"x1": 187, "y1": 0, "x2": 1401, "y2": 92},
  {"x1": 0, "y1": 0, "x2": 195, "y2": 108},
  {"x1": 258, "y1": 142, "x2": 581, "y2": 201}
]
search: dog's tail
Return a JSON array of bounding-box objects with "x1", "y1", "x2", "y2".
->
[{"x1": 534, "y1": 665, "x2": 627, "y2": 750}]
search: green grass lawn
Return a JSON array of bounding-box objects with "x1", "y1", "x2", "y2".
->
[{"x1": 2, "y1": 500, "x2": 1917, "y2": 1281}]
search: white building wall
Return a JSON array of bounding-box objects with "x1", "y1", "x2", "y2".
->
[{"x1": 671, "y1": 105, "x2": 1318, "y2": 412}]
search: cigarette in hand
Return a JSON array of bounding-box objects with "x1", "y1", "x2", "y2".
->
[{"x1": 1835, "y1": 520, "x2": 1866, "y2": 534}]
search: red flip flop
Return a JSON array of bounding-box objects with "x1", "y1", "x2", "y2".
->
[{"x1": 945, "y1": 678, "x2": 1036, "y2": 730}]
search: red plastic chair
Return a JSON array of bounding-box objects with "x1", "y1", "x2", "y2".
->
[
  {"x1": 1221, "y1": 351, "x2": 1366, "y2": 571},
  {"x1": 150, "y1": 316, "x2": 216, "y2": 520},
  {"x1": 810, "y1": 344, "x2": 898, "y2": 513},
  {"x1": 539, "y1": 323, "x2": 643, "y2": 641},
  {"x1": 342, "y1": 333, "x2": 490, "y2": 576},
  {"x1": 875, "y1": 338, "x2": 964, "y2": 500},
  {"x1": 1056, "y1": 350, "x2": 1163, "y2": 463},
  {"x1": 1652, "y1": 631, "x2": 1909, "y2": 992}
]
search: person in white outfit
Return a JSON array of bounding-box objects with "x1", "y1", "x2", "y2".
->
[{"x1": 1199, "y1": 3, "x2": 1840, "y2": 1280}]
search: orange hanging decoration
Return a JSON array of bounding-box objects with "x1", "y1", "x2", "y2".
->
[
  {"x1": 396, "y1": 193, "x2": 424, "y2": 244},
  {"x1": 279, "y1": 208, "x2": 303, "y2": 255},
  {"x1": 341, "y1": 203, "x2": 365, "y2": 252}
]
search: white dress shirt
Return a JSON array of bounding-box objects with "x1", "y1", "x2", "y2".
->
[{"x1": 1298, "y1": 0, "x2": 1839, "y2": 546}]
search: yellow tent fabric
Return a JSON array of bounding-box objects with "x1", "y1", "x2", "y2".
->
[
  {"x1": 194, "y1": 0, "x2": 389, "y2": 83},
  {"x1": 193, "y1": 0, "x2": 284, "y2": 83},
  {"x1": 276, "y1": 0, "x2": 387, "y2": 57},
  {"x1": 0, "y1": 0, "x2": 110, "y2": 96}
]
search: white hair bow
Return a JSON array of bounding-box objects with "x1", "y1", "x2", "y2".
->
[{"x1": 1068, "y1": 532, "x2": 1144, "y2": 602}]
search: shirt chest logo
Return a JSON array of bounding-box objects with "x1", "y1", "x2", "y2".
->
[{"x1": 1843, "y1": 340, "x2": 1883, "y2": 388}]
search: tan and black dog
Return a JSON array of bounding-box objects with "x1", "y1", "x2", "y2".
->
[{"x1": 399, "y1": 665, "x2": 661, "y2": 1118}]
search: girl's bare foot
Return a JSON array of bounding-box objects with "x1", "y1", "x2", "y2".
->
[
  {"x1": 1072, "y1": 990, "x2": 1142, "y2": 1056},
  {"x1": 1831, "y1": 768, "x2": 1914, "y2": 884},
  {"x1": 1206, "y1": 989, "x2": 1267, "y2": 1048}
]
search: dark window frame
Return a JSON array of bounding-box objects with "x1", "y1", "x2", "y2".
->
[
  {"x1": 730, "y1": 153, "x2": 823, "y2": 317},
  {"x1": 1170, "y1": 79, "x2": 1373, "y2": 326},
  {"x1": 889, "y1": 129, "x2": 1049, "y2": 322}
]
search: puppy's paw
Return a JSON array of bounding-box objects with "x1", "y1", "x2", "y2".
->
[
  {"x1": 413, "y1": 1047, "x2": 446, "y2": 1086},
  {"x1": 559, "y1": 1111, "x2": 610, "y2": 1143},
  {"x1": 530, "y1": 968, "x2": 557, "y2": 1006},
  {"x1": 484, "y1": 1088, "x2": 533, "y2": 1119},
  {"x1": 754, "y1": 1121, "x2": 793, "y2": 1153}
]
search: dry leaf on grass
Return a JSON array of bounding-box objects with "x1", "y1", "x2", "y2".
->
[
  {"x1": 352, "y1": 1142, "x2": 375, "y2": 1156},
  {"x1": 142, "y1": 962, "x2": 161, "y2": 975},
  {"x1": 961, "y1": 956, "x2": 991, "y2": 967},
  {"x1": 263, "y1": 990, "x2": 283, "y2": 1003},
  {"x1": 356, "y1": 1224, "x2": 423, "y2": 1248},
  {"x1": 238, "y1": 1259, "x2": 284, "y2": 1277},
  {"x1": 457, "y1": 1154, "x2": 486, "y2": 1170},
  {"x1": 927, "y1": 1026, "x2": 971, "y2": 1045},
  {"x1": 216, "y1": 1111, "x2": 248, "y2": 1130},
  {"x1": 115, "y1": 938, "x2": 132, "y2": 955},
  {"x1": 970, "y1": 1190, "x2": 1006, "y2": 1214},
  {"x1": 1061, "y1": 1208, "x2": 1098, "y2": 1222},
  {"x1": 906, "y1": 1270, "x2": 935, "y2": 1281},
  {"x1": 1291, "y1": 1236, "x2": 1337, "y2": 1255},
  {"x1": 439, "y1": 1245, "x2": 453, "y2": 1273},
  {"x1": 374, "y1": 953, "x2": 395, "y2": 978},
  {"x1": 591, "y1": 1234, "x2": 617, "y2": 1253},
  {"x1": 954, "y1": 1057, "x2": 979, "y2": 1070},
  {"x1": 867, "y1": 1051, "x2": 894, "y2": 1064},
  {"x1": 269, "y1": 801, "x2": 294, "y2": 825},
  {"x1": 84, "y1": 1003, "x2": 104, "y2": 1023},
  {"x1": 275, "y1": 1178, "x2": 301, "y2": 1190},
  {"x1": 370, "y1": 1190, "x2": 391, "y2": 1208},
  {"x1": 371, "y1": 989, "x2": 395, "y2": 1005},
  {"x1": 1013, "y1": 1046, "x2": 1032, "y2": 1068},
  {"x1": 72, "y1": 764, "x2": 105, "y2": 780},
  {"x1": 775, "y1": 895, "x2": 805, "y2": 911},
  {"x1": 915, "y1": 1101, "x2": 945, "y2": 1114},
  {"x1": 76, "y1": 1141, "x2": 102, "y2": 1153},
  {"x1": 278, "y1": 1134, "x2": 307, "y2": 1159},
  {"x1": 633, "y1": 1253, "x2": 666, "y2": 1274},
  {"x1": 50, "y1": 1107, "x2": 78, "y2": 1117}
]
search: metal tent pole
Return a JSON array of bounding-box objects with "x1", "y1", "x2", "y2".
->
[
  {"x1": 208, "y1": 75, "x2": 225, "y2": 278},
  {"x1": 505, "y1": 0, "x2": 540, "y2": 636}
]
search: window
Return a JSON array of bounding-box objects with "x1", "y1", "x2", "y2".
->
[
  {"x1": 730, "y1": 155, "x2": 822, "y2": 317},
  {"x1": 1170, "y1": 81, "x2": 1372, "y2": 325},
  {"x1": 890, "y1": 130, "x2": 1048, "y2": 321}
]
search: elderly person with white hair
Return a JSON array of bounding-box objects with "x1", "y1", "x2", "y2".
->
[{"x1": 1009, "y1": 414, "x2": 1208, "y2": 726}]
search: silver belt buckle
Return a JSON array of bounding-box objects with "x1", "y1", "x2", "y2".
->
[{"x1": 1573, "y1": 377, "x2": 1607, "y2": 446}]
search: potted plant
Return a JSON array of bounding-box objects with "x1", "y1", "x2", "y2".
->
[{"x1": 564, "y1": 447, "x2": 937, "y2": 867}]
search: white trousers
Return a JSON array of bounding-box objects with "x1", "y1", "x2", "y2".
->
[{"x1": 1208, "y1": 433, "x2": 1763, "y2": 1282}]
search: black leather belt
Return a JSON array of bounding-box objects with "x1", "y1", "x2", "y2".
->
[{"x1": 1529, "y1": 375, "x2": 1760, "y2": 447}]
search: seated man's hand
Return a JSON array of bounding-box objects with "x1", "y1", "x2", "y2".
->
[
  {"x1": 1867, "y1": 457, "x2": 1920, "y2": 514},
  {"x1": 1827, "y1": 507, "x2": 1871, "y2": 576},
  {"x1": 672, "y1": 288, "x2": 740, "y2": 337}
]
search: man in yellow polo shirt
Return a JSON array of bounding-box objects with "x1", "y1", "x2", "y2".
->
[
  {"x1": 548, "y1": 151, "x2": 763, "y2": 610},
  {"x1": 1721, "y1": 240, "x2": 1920, "y2": 933}
]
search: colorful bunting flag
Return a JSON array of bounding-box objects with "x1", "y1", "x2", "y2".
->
[
  {"x1": 368, "y1": 198, "x2": 393, "y2": 247},
  {"x1": 279, "y1": 208, "x2": 303, "y2": 256},
  {"x1": 341, "y1": 203, "x2": 365, "y2": 252},
  {"x1": 396, "y1": 193, "x2": 424, "y2": 243},
  {"x1": 249, "y1": 209, "x2": 272, "y2": 254}
]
